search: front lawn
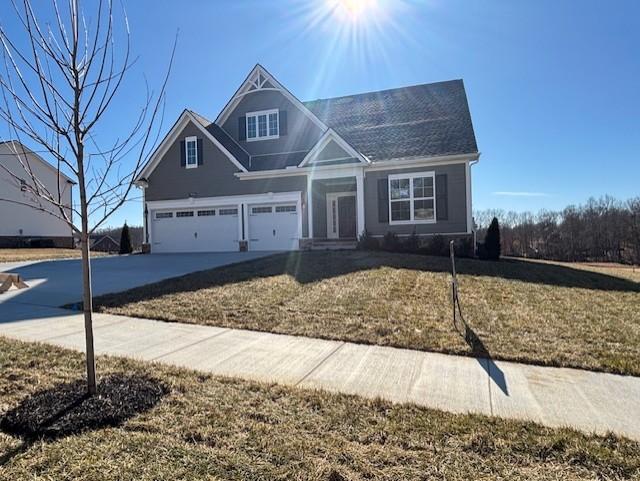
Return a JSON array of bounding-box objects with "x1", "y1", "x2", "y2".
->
[
  {"x1": 0, "y1": 248, "x2": 108, "y2": 263},
  {"x1": 95, "y1": 251, "x2": 640, "y2": 376},
  {"x1": 1, "y1": 337, "x2": 639, "y2": 480}
]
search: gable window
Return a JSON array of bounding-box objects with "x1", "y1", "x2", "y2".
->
[
  {"x1": 246, "y1": 109, "x2": 279, "y2": 141},
  {"x1": 185, "y1": 136, "x2": 198, "y2": 168},
  {"x1": 389, "y1": 172, "x2": 436, "y2": 224}
]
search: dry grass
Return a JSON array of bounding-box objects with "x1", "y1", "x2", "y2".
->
[
  {"x1": 0, "y1": 248, "x2": 109, "y2": 263},
  {"x1": 96, "y1": 251, "x2": 640, "y2": 376},
  {"x1": 1, "y1": 337, "x2": 639, "y2": 480}
]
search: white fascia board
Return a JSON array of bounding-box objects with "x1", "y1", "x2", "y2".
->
[
  {"x1": 364, "y1": 153, "x2": 479, "y2": 172},
  {"x1": 298, "y1": 128, "x2": 368, "y2": 167},
  {"x1": 235, "y1": 152, "x2": 479, "y2": 180},
  {"x1": 214, "y1": 64, "x2": 327, "y2": 131},
  {"x1": 146, "y1": 191, "x2": 302, "y2": 210},
  {"x1": 137, "y1": 111, "x2": 247, "y2": 182},
  {"x1": 235, "y1": 161, "x2": 367, "y2": 181}
]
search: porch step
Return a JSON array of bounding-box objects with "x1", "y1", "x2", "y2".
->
[{"x1": 310, "y1": 239, "x2": 357, "y2": 251}]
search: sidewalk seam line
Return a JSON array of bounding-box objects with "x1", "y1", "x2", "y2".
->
[
  {"x1": 294, "y1": 342, "x2": 346, "y2": 387},
  {"x1": 149, "y1": 328, "x2": 231, "y2": 362},
  {"x1": 41, "y1": 317, "x2": 130, "y2": 342}
]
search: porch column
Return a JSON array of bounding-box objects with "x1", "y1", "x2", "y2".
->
[
  {"x1": 356, "y1": 169, "x2": 365, "y2": 237},
  {"x1": 307, "y1": 175, "x2": 314, "y2": 238}
]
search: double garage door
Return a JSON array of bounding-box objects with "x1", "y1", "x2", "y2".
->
[{"x1": 151, "y1": 202, "x2": 299, "y2": 253}]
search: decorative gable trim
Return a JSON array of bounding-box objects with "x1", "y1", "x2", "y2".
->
[
  {"x1": 299, "y1": 128, "x2": 369, "y2": 167},
  {"x1": 136, "y1": 110, "x2": 248, "y2": 182},
  {"x1": 214, "y1": 64, "x2": 327, "y2": 131}
]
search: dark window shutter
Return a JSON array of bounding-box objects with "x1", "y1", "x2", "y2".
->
[
  {"x1": 436, "y1": 174, "x2": 448, "y2": 221},
  {"x1": 279, "y1": 110, "x2": 287, "y2": 136},
  {"x1": 377, "y1": 177, "x2": 389, "y2": 223},
  {"x1": 180, "y1": 140, "x2": 186, "y2": 167},
  {"x1": 238, "y1": 116, "x2": 246, "y2": 141},
  {"x1": 197, "y1": 139, "x2": 203, "y2": 165}
]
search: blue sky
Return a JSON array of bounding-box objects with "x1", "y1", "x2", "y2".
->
[{"x1": 2, "y1": 0, "x2": 639, "y2": 228}]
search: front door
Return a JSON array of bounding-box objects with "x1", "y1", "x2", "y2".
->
[{"x1": 337, "y1": 195, "x2": 356, "y2": 239}]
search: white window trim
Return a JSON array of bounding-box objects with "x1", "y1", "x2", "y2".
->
[
  {"x1": 388, "y1": 171, "x2": 437, "y2": 225},
  {"x1": 246, "y1": 108, "x2": 279, "y2": 142},
  {"x1": 185, "y1": 136, "x2": 198, "y2": 169}
]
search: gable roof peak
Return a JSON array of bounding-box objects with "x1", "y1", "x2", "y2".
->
[{"x1": 214, "y1": 64, "x2": 328, "y2": 131}]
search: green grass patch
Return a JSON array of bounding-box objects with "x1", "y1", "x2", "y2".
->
[
  {"x1": 95, "y1": 251, "x2": 640, "y2": 376},
  {"x1": 1, "y1": 337, "x2": 639, "y2": 480}
]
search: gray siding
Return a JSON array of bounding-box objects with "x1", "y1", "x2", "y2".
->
[
  {"x1": 312, "y1": 180, "x2": 356, "y2": 238},
  {"x1": 314, "y1": 140, "x2": 350, "y2": 161},
  {"x1": 221, "y1": 90, "x2": 323, "y2": 156},
  {"x1": 145, "y1": 121, "x2": 309, "y2": 236},
  {"x1": 364, "y1": 163, "x2": 468, "y2": 236}
]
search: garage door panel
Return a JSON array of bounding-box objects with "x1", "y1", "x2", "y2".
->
[
  {"x1": 248, "y1": 203, "x2": 299, "y2": 251},
  {"x1": 152, "y1": 207, "x2": 238, "y2": 253}
]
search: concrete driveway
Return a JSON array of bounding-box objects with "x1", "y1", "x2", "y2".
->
[{"x1": 0, "y1": 252, "x2": 273, "y2": 319}]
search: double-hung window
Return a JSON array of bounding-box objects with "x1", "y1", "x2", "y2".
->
[
  {"x1": 389, "y1": 172, "x2": 436, "y2": 224},
  {"x1": 246, "y1": 109, "x2": 279, "y2": 141},
  {"x1": 185, "y1": 136, "x2": 198, "y2": 168}
]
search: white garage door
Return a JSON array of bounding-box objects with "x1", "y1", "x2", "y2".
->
[
  {"x1": 248, "y1": 203, "x2": 299, "y2": 251},
  {"x1": 152, "y1": 207, "x2": 239, "y2": 253}
]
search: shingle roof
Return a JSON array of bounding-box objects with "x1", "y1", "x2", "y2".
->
[
  {"x1": 190, "y1": 79, "x2": 477, "y2": 172},
  {"x1": 303, "y1": 80, "x2": 478, "y2": 162},
  {"x1": 188, "y1": 110, "x2": 251, "y2": 170}
]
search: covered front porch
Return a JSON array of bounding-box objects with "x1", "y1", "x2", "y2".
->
[{"x1": 306, "y1": 167, "x2": 365, "y2": 243}]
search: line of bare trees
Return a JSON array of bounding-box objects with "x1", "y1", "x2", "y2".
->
[{"x1": 475, "y1": 196, "x2": 640, "y2": 265}]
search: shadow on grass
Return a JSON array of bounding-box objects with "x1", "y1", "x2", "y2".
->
[
  {"x1": 0, "y1": 373, "x2": 168, "y2": 466},
  {"x1": 90, "y1": 251, "x2": 639, "y2": 312}
]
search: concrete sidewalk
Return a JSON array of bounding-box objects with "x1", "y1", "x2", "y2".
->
[{"x1": 1, "y1": 307, "x2": 639, "y2": 441}]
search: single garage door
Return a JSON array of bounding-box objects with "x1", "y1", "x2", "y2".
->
[
  {"x1": 152, "y1": 207, "x2": 239, "y2": 253},
  {"x1": 248, "y1": 203, "x2": 299, "y2": 251}
]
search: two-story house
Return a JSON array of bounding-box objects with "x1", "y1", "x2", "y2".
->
[{"x1": 136, "y1": 64, "x2": 479, "y2": 253}]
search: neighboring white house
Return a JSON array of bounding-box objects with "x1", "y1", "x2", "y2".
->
[{"x1": 0, "y1": 140, "x2": 75, "y2": 248}]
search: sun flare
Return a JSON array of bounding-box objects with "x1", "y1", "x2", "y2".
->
[{"x1": 328, "y1": 0, "x2": 379, "y2": 21}]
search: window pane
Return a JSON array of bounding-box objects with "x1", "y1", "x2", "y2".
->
[
  {"x1": 252, "y1": 206, "x2": 272, "y2": 214},
  {"x1": 258, "y1": 114, "x2": 267, "y2": 137},
  {"x1": 275, "y1": 205, "x2": 296, "y2": 213},
  {"x1": 390, "y1": 178, "x2": 410, "y2": 199},
  {"x1": 268, "y1": 112, "x2": 279, "y2": 136},
  {"x1": 247, "y1": 116, "x2": 256, "y2": 138},
  {"x1": 219, "y1": 208, "x2": 238, "y2": 216},
  {"x1": 413, "y1": 176, "x2": 433, "y2": 198},
  {"x1": 414, "y1": 199, "x2": 435, "y2": 220},
  {"x1": 186, "y1": 140, "x2": 197, "y2": 165},
  {"x1": 391, "y1": 200, "x2": 410, "y2": 221}
]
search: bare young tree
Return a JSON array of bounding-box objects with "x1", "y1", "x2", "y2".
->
[{"x1": 0, "y1": 0, "x2": 174, "y2": 394}]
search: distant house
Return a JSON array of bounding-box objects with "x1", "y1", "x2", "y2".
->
[
  {"x1": 90, "y1": 235, "x2": 120, "y2": 253},
  {"x1": 0, "y1": 141, "x2": 75, "y2": 248},
  {"x1": 136, "y1": 64, "x2": 479, "y2": 253}
]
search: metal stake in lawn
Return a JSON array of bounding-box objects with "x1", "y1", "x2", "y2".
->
[{"x1": 450, "y1": 240, "x2": 466, "y2": 334}]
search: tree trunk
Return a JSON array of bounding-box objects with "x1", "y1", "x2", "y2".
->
[
  {"x1": 80, "y1": 232, "x2": 96, "y2": 394},
  {"x1": 76, "y1": 133, "x2": 96, "y2": 395}
]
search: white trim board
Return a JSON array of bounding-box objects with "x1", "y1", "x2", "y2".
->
[
  {"x1": 214, "y1": 64, "x2": 327, "y2": 132},
  {"x1": 299, "y1": 128, "x2": 368, "y2": 167},
  {"x1": 136, "y1": 110, "x2": 248, "y2": 182},
  {"x1": 235, "y1": 153, "x2": 478, "y2": 180},
  {"x1": 146, "y1": 191, "x2": 302, "y2": 211}
]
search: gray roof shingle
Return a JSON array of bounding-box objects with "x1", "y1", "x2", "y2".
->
[
  {"x1": 303, "y1": 79, "x2": 478, "y2": 162},
  {"x1": 191, "y1": 79, "x2": 477, "y2": 171}
]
